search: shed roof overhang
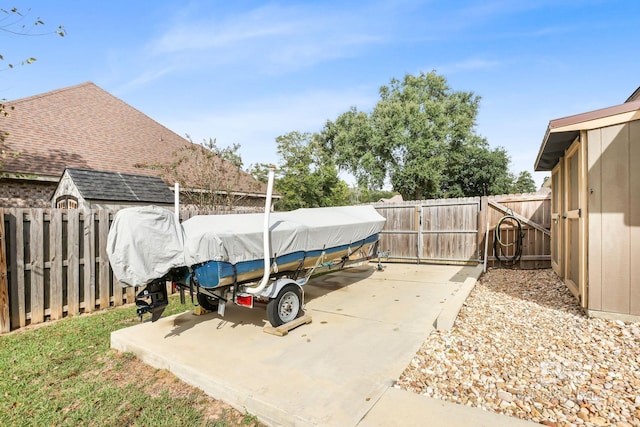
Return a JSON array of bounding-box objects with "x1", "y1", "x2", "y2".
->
[{"x1": 535, "y1": 100, "x2": 640, "y2": 171}]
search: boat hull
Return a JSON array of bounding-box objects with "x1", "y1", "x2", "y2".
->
[{"x1": 192, "y1": 234, "x2": 380, "y2": 288}]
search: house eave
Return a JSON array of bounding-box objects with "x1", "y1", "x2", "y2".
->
[
  {"x1": 535, "y1": 100, "x2": 640, "y2": 172},
  {"x1": 0, "y1": 173, "x2": 60, "y2": 182},
  {"x1": 534, "y1": 128, "x2": 579, "y2": 172}
]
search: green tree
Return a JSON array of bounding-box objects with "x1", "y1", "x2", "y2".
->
[
  {"x1": 541, "y1": 175, "x2": 550, "y2": 188},
  {"x1": 252, "y1": 131, "x2": 349, "y2": 211},
  {"x1": 321, "y1": 71, "x2": 517, "y2": 199},
  {"x1": 512, "y1": 170, "x2": 537, "y2": 194},
  {"x1": 348, "y1": 187, "x2": 400, "y2": 204},
  {"x1": 247, "y1": 162, "x2": 270, "y2": 184},
  {"x1": 443, "y1": 143, "x2": 514, "y2": 197}
]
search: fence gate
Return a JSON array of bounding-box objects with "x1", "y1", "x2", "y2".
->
[
  {"x1": 485, "y1": 193, "x2": 551, "y2": 270},
  {"x1": 374, "y1": 197, "x2": 481, "y2": 265}
]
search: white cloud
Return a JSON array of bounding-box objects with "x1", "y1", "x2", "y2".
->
[
  {"x1": 116, "y1": 3, "x2": 386, "y2": 90},
  {"x1": 151, "y1": 5, "x2": 299, "y2": 54}
]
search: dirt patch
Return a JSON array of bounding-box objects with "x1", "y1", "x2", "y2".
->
[{"x1": 98, "y1": 351, "x2": 263, "y2": 426}]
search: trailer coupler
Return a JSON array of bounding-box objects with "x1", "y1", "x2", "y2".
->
[{"x1": 135, "y1": 280, "x2": 169, "y2": 322}]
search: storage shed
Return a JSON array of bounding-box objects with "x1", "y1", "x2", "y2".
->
[
  {"x1": 52, "y1": 168, "x2": 175, "y2": 211},
  {"x1": 535, "y1": 97, "x2": 640, "y2": 321}
]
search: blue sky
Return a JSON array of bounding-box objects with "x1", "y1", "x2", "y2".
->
[{"x1": 1, "y1": 0, "x2": 639, "y2": 188}]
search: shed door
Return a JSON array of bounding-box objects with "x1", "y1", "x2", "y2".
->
[
  {"x1": 563, "y1": 139, "x2": 586, "y2": 305},
  {"x1": 550, "y1": 163, "x2": 563, "y2": 277}
]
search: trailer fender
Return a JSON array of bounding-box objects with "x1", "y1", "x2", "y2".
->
[{"x1": 260, "y1": 278, "x2": 304, "y2": 301}]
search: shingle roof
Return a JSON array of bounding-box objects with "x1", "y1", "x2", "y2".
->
[
  {"x1": 64, "y1": 167, "x2": 175, "y2": 204},
  {"x1": 0, "y1": 82, "x2": 266, "y2": 194},
  {"x1": 626, "y1": 86, "x2": 640, "y2": 103}
]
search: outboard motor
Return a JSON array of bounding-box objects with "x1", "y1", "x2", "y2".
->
[{"x1": 135, "y1": 279, "x2": 169, "y2": 321}]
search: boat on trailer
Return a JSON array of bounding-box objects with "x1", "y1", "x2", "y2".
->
[{"x1": 106, "y1": 170, "x2": 386, "y2": 326}]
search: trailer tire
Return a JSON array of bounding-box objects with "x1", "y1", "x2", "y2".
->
[
  {"x1": 197, "y1": 293, "x2": 219, "y2": 312},
  {"x1": 267, "y1": 284, "x2": 302, "y2": 327}
]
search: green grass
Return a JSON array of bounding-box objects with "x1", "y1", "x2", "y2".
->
[{"x1": 0, "y1": 296, "x2": 263, "y2": 427}]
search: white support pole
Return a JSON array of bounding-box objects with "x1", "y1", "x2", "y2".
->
[
  {"x1": 174, "y1": 182, "x2": 184, "y2": 247},
  {"x1": 174, "y1": 182, "x2": 180, "y2": 221},
  {"x1": 246, "y1": 167, "x2": 275, "y2": 294}
]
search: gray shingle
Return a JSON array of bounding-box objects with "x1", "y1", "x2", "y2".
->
[{"x1": 67, "y1": 168, "x2": 174, "y2": 204}]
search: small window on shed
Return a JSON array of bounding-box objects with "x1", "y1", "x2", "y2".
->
[{"x1": 56, "y1": 196, "x2": 78, "y2": 209}]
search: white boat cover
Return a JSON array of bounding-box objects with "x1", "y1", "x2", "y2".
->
[
  {"x1": 107, "y1": 205, "x2": 386, "y2": 287},
  {"x1": 107, "y1": 205, "x2": 185, "y2": 288}
]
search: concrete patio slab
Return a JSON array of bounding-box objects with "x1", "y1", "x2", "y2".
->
[
  {"x1": 110, "y1": 263, "x2": 532, "y2": 426},
  {"x1": 359, "y1": 387, "x2": 538, "y2": 427}
]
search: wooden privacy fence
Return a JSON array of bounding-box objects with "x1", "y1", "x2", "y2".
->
[
  {"x1": 373, "y1": 197, "x2": 481, "y2": 264},
  {"x1": 1, "y1": 195, "x2": 550, "y2": 332},
  {"x1": 372, "y1": 191, "x2": 551, "y2": 269},
  {"x1": 0, "y1": 208, "x2": 134, "y2": 333},
  {"x1": 0, "y1": 207, "x2": 263, "y2": 333}
]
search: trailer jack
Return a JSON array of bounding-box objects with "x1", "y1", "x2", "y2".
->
[{"x1": 135, "y1": 280, "x2": 169, "y2": 322}]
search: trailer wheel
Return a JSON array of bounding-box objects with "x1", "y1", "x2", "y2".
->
[
  {"x1": 267, "y1": 284, "x2": 302, "y2": 327},
  {"x1": 197, "y1": 293, "x2": 219, "y2": 312}
]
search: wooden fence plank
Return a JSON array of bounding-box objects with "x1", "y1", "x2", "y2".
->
[
  {"x1": 49, "y1": 210, "x2": 64, "y2": 320},
  {"x1": 11, "y1": 209, "x2": 26, "y2": 328},
  {"x1": 29, "y1": 208, "x2": 45, "y2": 324},
  {"x1": 112, "y1": 280, "x2": 124, "y2": 307},
  {"x1": 0, "y1": 209, "x2": 9, "y2": 333},
  {"x1": 67, "y1": 209, "x2": 80, "y2": 315},
  {"x1": 125, "y1": 284, "x2": 136, "y2": 304},
  {"x1": 83, "y1": 211, "x2": 95, "y2": 312},
  {"x1": 7, "y1": 211, "x2": 18, "y2": 329},
  {"x1": 98, "y1": 210, "x2": 111, "y2": 309},
  {"x1": 478, "y1": 196, "x2": 488, "y2": 266},
  {"x1": 107, "y1": 211, "x2": 124, "y2": 307}
]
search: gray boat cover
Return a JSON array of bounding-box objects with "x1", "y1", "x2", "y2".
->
[{"x1": 107, "y1": 205, "x2": 386, "y2": 287}]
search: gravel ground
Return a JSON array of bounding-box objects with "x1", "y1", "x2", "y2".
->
[{"x1": 396, "y1": 268, "x2": 640, "y2": 427}]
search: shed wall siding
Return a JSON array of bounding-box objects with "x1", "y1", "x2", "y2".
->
[
  {"x1": 630, "y1": 121, "x2": 640, "y2": 315},
  {"x1": 587, "y1": 121, "x2": 640, "y2": 316},
  {"x1": 587, "y1": 129, "x2": 602, "y2": 311}
]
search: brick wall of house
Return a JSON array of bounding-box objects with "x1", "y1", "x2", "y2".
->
[{"x1": 0, "y1": 179, "x2": 56, "y2": 208}]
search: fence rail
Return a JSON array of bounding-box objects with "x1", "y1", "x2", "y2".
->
[{"x1": 1, "y1": 194, "x2": 550, "y2": 332}]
